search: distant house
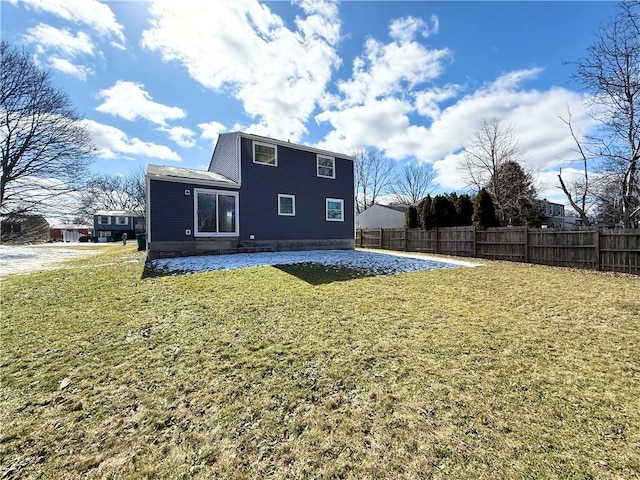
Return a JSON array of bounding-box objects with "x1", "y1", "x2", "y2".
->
[
  {"x1": 356, "y1": 204, "x2": 409, "y2": 229},
  {"x1": 536, "y1": 200, "x2": 583, "y2": 228},
  {"x1": 0, "y1": 214, "x2": 50, "y2": 243},
  {"x1": 93, "y1": 210, "x2": 144, "y2": 242},
  {"x1": 49, "y1": 224, "x2": 92, "y2": 242},
  {"x1": 146, "y1": 132, "x2": 355, "y2": 259}
]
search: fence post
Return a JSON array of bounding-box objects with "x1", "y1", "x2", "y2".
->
[
  {"x1": 523, "y1": 227, "x2": 529, "y2": 263},
  {"x1": 379, "y1": 228, "x2": 383, "y2": 249},
  {"x1": 472, "y1": 227, "x2": 477, "y2": 257},
  {"x1": 404, "y1": 228, "x2": 408, "y2": 252},
  {"x1": 594, "y1": 229, "x2": 600, "y2": 271},
  {"x1": 434, "y1": 228, "x2": 438, "y2": 254}
]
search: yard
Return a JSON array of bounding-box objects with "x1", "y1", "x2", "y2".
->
[{"x1": 1, "y1": 245, "x2": 639, "y2": 479}]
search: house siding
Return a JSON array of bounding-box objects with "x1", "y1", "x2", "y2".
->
[
  {"x1": 149, "y1": 179, "x2": 239, "y2": 243},
  {"x1": 237, "y1": 137, "x2": 354, "y2": 242},
  {"x1": 208, "y1": 132, "x2": 240, "y2": 183},
  {"x1": 94, "y1": 216, "x2": 137, "y2": 234}
]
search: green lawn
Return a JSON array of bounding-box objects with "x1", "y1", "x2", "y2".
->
[{"x1": 1, "y1": 245, "x2": 639, "y2": 479}]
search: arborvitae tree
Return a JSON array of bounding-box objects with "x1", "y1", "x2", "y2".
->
[
  {"x1": 405, "y1": 205, "x2": 419, "y2": 229},
  {"x1": 454, "y1": 194, "x2": 474, "y2": 226},
  {"x1": 417, "y1": 195, "x2": 434, "y2": 230},
  {"x1": 448, "y1": 192, "x2": 460, "y2": 226},
  {"x1": 432, "y1": 194, "x2": 457, "y2": 227},
  {"x1": 472, "y1": 188, "x2": 499, "y2": 228}
]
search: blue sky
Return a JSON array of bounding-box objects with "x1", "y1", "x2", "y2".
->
[{"x1": 1, "y1": 0, "x2": 620, "y2": 204}]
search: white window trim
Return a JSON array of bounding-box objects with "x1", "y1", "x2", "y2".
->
[
  {"x1": 97, "y1": 216, "x2": 111, "y2": 225},
  {"x1": 115, "y1": 216, "x2": 128, "y2": 225},
  {"x1": 194, "y1": 188, "x2": 239, "y2": 237},
  {"x1": 278, "y1": 194, "x2": 296, "y2": 216},
  {"x1": 253, "y1": 141, "x2": 278, "y2": 167},
  {"x1": 98, "y1": 231, "x2": 110, "y2": 238},
  {"x1": 317, "y1": 155, "x2": 335, "y2": 179},
  {"x1": 326, "y1": 198, "x2": 344, "y2": 222}
]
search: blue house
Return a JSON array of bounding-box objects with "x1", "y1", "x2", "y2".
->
[
  {"x1": 93, "y1": 210, "x2": 144, "y2": 242},
  {"x1": 146, "y1": 132, "x2": 355, "y2": 259}
]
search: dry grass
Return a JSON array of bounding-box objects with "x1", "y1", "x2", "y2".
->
[{"x1": 1, "y1": 245, "x2": 639, "y2": 479}]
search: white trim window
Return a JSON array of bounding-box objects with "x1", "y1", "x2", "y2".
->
[
  {"x1": 97, "y1": 215, "x2": 111, "y2": 225},
  {"x1": 194, "y1": 189, "x2": 239, "y2": 237},
  {"x1": 115, "y1": 216, "x2": 128, "y2": 225},
  {"x1": 98, "y1": 231, "x2": 110, "y2": 238},
  {"x1": 253, "y1": 141, "x2": 277, "y2": 166},
  {"x1": 326, "y1": 198, "x2": 344, "y2": 222},
  {"x1": 317, "y1": 155, "x2": 335, "y2": 179},
  {"x1": 278, "y1": 194, "x2": 295, "y2": 216}
]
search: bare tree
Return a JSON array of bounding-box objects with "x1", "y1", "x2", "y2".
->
[
  {"x1": 78, "y1": 166, "x2": 146, "y2": 222},
  {"x1": 557, "y1": 110, "x2": 594, "y2": 226},
  {"x1": 568, "y1": 1, "x2": 640, "y2": 227},
  {"x1": 390, "y1": 160, "x2": 435, "y2": 205},
  {"x1": 461, "y1": 118, "x2": 523, "y2": 225},
  {"x1": 353, "y1": 146, "x2": 395, "y2": 213},
  {"x1": 1, "y1": 42, "x2": 94, "y2": 216}
]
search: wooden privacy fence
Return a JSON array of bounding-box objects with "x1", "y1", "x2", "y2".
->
[{"x1": 355, "y1": 227, "x2": 640, "y2": 275}]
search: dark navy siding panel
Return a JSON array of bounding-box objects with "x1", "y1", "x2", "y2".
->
[
  {"x1": 208, "y1": 132, "x2": 240, "y2": 183},
  {"x1": 238, "y1": 138, "x2": 354, "y2": 241},
  {"x1": 149, "y1": 179, "x2": 237, "y2": 242},
  {"x1": 93, "y1": 217, "x2": 136, "y2": 232}
]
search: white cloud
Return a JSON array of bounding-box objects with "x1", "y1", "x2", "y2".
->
[
  {"x1": 317, "y1": 55, "x2": 598, "y2": 198},
  {"x1": 23, "y1": 23, "x2": 95, "y2": 57},
  {"x1": 389, "y1": 15, "x2": 438, "y2": 43},
  {"x1": 198, "y1": 121, "x2": 227, "y2": 146},
  {"x1": 21, "y1": 23, "x2": 96, "y2": 80},
  {"x1": 47, "y1": 56, "x2": 92, "y2": 80},
  {"x1": 83, "y1": 119, "x2": 180, "y2": 161},
  {"x1": 414, "y1": 85, "x2": 460, "y2": 119},
  {"x1": 161, "y1": 126, "x2": 196, "y2": 148},
  {"x1": 333, "y1": 20, "x2": 450, "y2": 107},
  {"x1": 11, "y1": 0, "x2": 125, "y2": 43},
  {"x1": 142, "y1": 0, "x2": 341, "y2": 141},
  {"x1": 96, "y1": 81, "x2": 186, "y2": 126}
]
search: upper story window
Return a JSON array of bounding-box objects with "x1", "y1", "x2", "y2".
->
[
  {"x1": 278, "y1": 194, "x2": 295, "y2": 216},
  {"x1": 115, "y1": 216, "x2": 128, "y2": 225},
  {"x1": 326, "y1": 198, "x2": 344, "y2": 222},
  {"x1": 317, "y1": 155, "x2": 335, "y2": 179},
  {"x1": 253, "y1": 141, "x2": 277, "y2": 166},
  {"x1": 97, "y1": 216, "x2": 111, "y2": 225}
]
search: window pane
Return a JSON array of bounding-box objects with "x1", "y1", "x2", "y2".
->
[
  {"x1": 255, "y1": 144, "x2": 275, "y2": 164},
  {"x1": 327, "y1": 200, "x2": 343, "y2": 220},
  {"x1": 318, "y1": 157, "x2": 334, "y2": 177},
  {"x1": 280, "y1": 196, "x2": 293, "y2": 215},
  {"x1": 198, "y1": 192, "x2": 217, "y2": 232},
  {"x1": 218, "y1": 194, "x2": 236, "y2": 233}
]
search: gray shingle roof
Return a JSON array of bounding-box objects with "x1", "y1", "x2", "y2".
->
[{"x1": 146, "y1": 164, "x2": 238, "y2": 186}]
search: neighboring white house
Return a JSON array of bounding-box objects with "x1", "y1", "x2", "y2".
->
[{"x1": 356, "y1": 204, "x2": 409, "y2": 229}]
